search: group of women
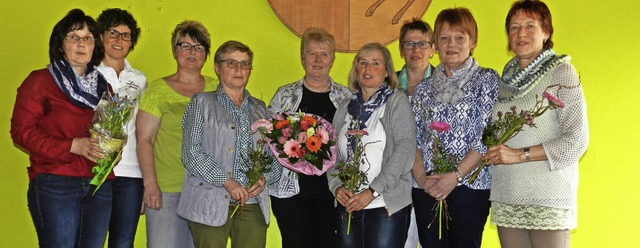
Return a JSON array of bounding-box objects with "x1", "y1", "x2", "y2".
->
[{"x1": 10, "y1": 1, "x2": 588, "y2": 248}]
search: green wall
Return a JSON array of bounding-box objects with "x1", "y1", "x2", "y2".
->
[{"x1": 1, "y1": 0, "x2": 638, "y2": 247}]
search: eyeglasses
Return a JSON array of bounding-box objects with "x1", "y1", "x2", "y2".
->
[
  {"x1": 177, "y1": 42, "x2": 206, "y2": 52},
  {"x1": 402, "y1": 41, "x2": 431, "y2": 50},
  {"x1": 106, "y1": 29, "x2": 132, "y2": 41},
  {"x1": 65, "y1": 34, "x2": 95, "y2": 44},
  {"x1": 218, "y1": 59, "x2": 252, "y2": 70}
]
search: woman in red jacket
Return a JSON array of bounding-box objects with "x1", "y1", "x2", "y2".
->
[{"x1": 10, "y1": 9, "x2": 112, "y2": 248}]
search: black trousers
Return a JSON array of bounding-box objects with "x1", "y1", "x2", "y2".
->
[
  {"x1": 413, "y1": 186, "x2": 491, "y2": 248},
  {"x1": 271, "y1": 194, "x2": 337, "y2": 248}
]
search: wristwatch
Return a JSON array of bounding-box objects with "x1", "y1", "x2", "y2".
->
[
  {"x1": 523, "y1": 146, "x2": 531, "y2": 162},
  {"x1": 453, "y1": 167, "x2": 463, "y2": 183},
  {"x1": 368, "y1": 187, "x2": 379, "y2": 198}
]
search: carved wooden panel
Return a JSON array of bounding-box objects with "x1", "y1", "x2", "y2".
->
[{"x1": 269, "y1": 0, "x2": 432, "y2": 52}]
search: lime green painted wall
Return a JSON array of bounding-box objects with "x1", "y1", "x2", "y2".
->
[{"x1": 1, "y1": 0, "x2": 637, "y2": 247}]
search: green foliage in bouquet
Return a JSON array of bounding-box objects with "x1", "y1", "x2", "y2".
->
[
  {"x1": 230, "y1": 119, "x2": 273, "y2": 219},
  {"x1": 332, "y1": 128, "x2": 379, "y2": 235},
  {"x1": 89, "y1": 91, "x2": 137, "y2": 195},
  {"x1": 468, "y1": 84, "x2": 569, "y2": 184}
]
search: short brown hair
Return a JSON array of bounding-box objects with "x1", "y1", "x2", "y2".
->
[
  {"x1": 434, "y1": 7, "x2": 478, "y2": 55},
  {"x1": 506, "y1": 0, "x2": 554, "y2": 49},
  {"x1": 214, "y1": 40, "x2": 254, "y2": 64},
  {"x1": 399, "y1": 18, "x2": 434, "y2": 48},
  {"x1": 171, "y1": 20, "x2": 211, "y2": 56}
]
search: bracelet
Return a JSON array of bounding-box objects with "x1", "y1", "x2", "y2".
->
[
  {"x1": 453, "y1": 167, "x2": 463, "y2": 183},
  {"x1": 523, "y1": 146, "x2": 531, "y2": 162}
]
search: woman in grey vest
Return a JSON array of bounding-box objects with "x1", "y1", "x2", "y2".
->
[{"x1": 179, "y1": 41, "x2": 281, "y2": 248}]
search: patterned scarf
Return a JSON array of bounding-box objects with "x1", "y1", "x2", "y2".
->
[
  {"x1": 347, "y1": 83, "x2": 395, "y2": 130},
  {"x1": 499, "y1": 49, "x2": 570, "y2": 102},
  {"x1": 47, "y1": 59, "x2": 107, "y2": 109},
  {"x1": 430, "y1": 57, "x2": 479, "y2": 104},
  {"x1": 345, "y1": 83, "x2": 394, "y2": 170}
]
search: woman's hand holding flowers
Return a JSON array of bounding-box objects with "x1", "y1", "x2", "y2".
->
[
  {"x1": 335, "y1": 186, "x2": 375, "y2": 213},
  {"x1": 416, "y1": 175, "x2": 438, "y2": 193},
  {"x1": 345, "y1": 190, "x2": 376, "y2": 213},
  {"x1": 483, "y1": 144, "x2": 523, "y2": 165},
  {"x1": 334, "y1": 186, "x2": 354, "y2": 208},
  {"x1": 71, "y1": 137, "x2": 105, "y2": 163},
  {"x1": 224, "y1": 179, "x2": 249, "y2": 207},
  {"x1": 425, "y1": 173, "x2": 458, "y2": 201},
  {"x1": 247, "y1": 177, "x2": 266, "y2": 198}
]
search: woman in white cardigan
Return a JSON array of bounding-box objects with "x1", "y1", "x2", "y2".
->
[{"x1": 483, "y1": 1, "x2": 589, "y2": 248}]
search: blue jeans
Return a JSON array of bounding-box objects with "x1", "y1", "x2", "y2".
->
[
  {"x1": 27, "y1": 174, "x2": 113, "y2": 248},
  {"x1": 336, "y1": 204, "x2": 411, "y2": 248},
  {"x1": 145, "y1": 192, "x2": 194, "y2": 248},
  {"x1": 108, "y1": 177, "x2": 143, "y2": 248},
  {"x1": 413, "y1": 186, "x2": 490, "y2": 248}
]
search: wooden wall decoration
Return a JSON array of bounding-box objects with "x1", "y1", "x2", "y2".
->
[{"x1": 269, "y1": 0, "x2": 432, "y2": 52}]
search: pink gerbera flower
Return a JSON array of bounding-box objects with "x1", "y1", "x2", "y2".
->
[
  {"x1": 284, "y1": 139, "x2": 301, "y2": 158},
  {"x1": 251, "y1": 119, "x2": 273, "y2": 134},
  {"x1": 543, "y1": 92, "x2": 566, "y2": 108},
  {"x1": 429, "y1": 121, "x2": 451, "y2": 132},
  {"x1": 346, "y1": 129, "x2": 368, "y2": 139},
  {"x1": 315, "y1": 127, "x2": 330, "y2": 144}
]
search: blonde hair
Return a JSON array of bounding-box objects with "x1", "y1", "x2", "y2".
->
[
  {"x1": 347, "y1": 43, "x2": 398, "y2": 91},
  {"x1": 300, "y1": 27, "x2": 336, "y2": 59}
]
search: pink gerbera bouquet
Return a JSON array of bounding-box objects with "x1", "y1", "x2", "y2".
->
[{"x1": 263, "y1": 111, "x2": 337, "y2": 176}]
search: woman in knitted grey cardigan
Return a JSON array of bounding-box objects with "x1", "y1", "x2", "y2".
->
[{"x1": 483, "y1": 1, "x2": 589, "y2": 247}]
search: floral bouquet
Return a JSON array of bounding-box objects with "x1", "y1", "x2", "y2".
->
[
  {"x1": 89, "y1": 90, "x2": 137, "y2": 195},
  {"x1": 264, "y1": 111, "x2": 337, "y2": 176},
  {"x1": 230, "y1": 119, "x2": 274, "y2": 219},
  {"x1": 424, "y1": 121, "x2": 458, "y2": 240},
  {"x1": 468, "y1": 85, "x2": 567, "y2": 183},
  {"x1": 332, "y1": 128, "x2": 379, "y2": 235}
]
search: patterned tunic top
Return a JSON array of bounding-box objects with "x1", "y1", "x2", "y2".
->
[{"x1": 411, "y1": 57, "x2": 499, "y2": 190}]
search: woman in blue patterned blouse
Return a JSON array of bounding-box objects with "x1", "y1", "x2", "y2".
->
[{"x1": 410, "y1": 7, "x2": 499, "y2": 248}]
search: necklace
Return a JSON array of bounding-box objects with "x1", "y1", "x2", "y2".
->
[{"x1": 303, "y1": 79, "x2": 331, "y2": 93}]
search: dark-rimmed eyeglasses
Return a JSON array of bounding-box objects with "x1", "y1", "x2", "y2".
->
[
  {"x1": 106, "y1": 28, "x2": 132, "y2": 41},
  {"x1": 402, "y1": 41, "x2": 431, "y2": 50},
  {"x1": 218, "y1": 59, "x2": 252, "y2": 70},
  {"x1": 177, "y1": 42, "x2": 206, "y2": 52},
  {"x1": 65, "y1": 34, "x2": 95, "y2": 44}
]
